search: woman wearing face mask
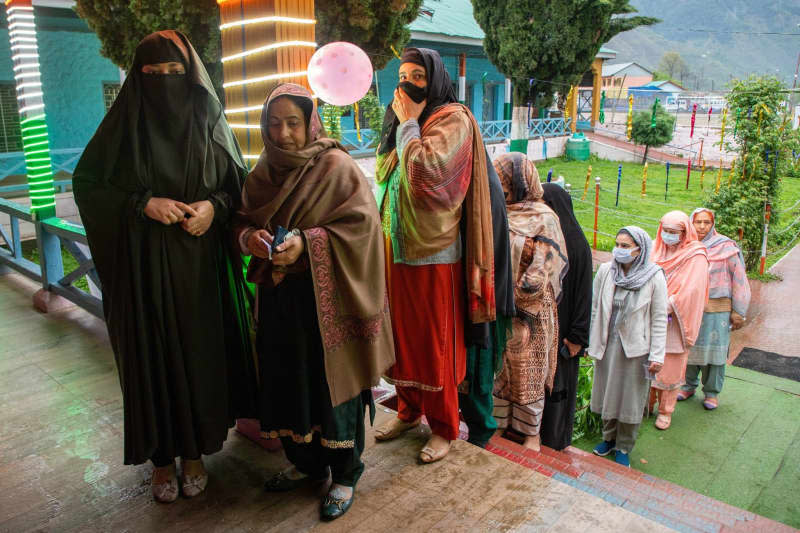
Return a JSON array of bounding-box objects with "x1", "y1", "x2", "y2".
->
[
  {"x1": 588, "y1": 227, "x2": 667, "y2": 466},
  {"x1": 373, "y1": 48, "x2": 499, "y2": 463},
  {"x1": 490, "y1": 153, "x2": 567, "y2": 451},
  {"x1": 235, "y1": 83, "x2": 394, "y2": 520},
  {"x1": 72, "y1": 31, "x2": 257, "y2": 502},
  {"x1": 678, "y1": 208, "x2": 750, "y2": 410},
  {"x1": 649, "y1": 211, "x2": 709, "y2": 430}
]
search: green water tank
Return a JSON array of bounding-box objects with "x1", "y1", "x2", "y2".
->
[{"x1": 565, "y1": 132, "x2": 591, "y2": 161}]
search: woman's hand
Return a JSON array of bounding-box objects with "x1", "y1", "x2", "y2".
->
[
  {"x1": 181, "y1": 200, "x2": 214, "y2": 237},
  {"x1": 564, "y1": 339, "x2": 582, "y2": 357},
  {"x1": 392, "y1": 88, "x2": 426, "y2": 123},
  {"x1": 247, "y1": 229, "x2": 273, "y2": 259},
  {"x1": 272, "y1": 235, "x2": 304, "y2": 266},
  {"x1": 730, "y1": 312, "x2": 745, "y2": 330},
  {"x1": 648, "y1": 361, "x2": 663, "y2": 374},
  {"x1": 144, "y1": 197, "x2": 197, "y2": 225}
]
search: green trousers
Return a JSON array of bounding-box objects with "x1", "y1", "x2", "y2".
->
[{"x1": 684, "y1": 364, "x2": 726, "y2": 398}]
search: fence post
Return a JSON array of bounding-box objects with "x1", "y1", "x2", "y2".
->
[
  {"x1": 685, "y1": 160, "x2": 692, "y2": 190},
  {"x1": 641, "y1": 162, "x2": 648, "y2": 198},
  {"x1": 32, "y1": 221, "x2": 66, "y2": 313},
  {"x1": 593, "y1": 176, "x2": 601, "y2": 250},
  {"x1": 582, "y1": 165, "x2": 592, "y2": 201},
  {"x1": 760, "y1": 202, "x2": 771, "y2": 275}
]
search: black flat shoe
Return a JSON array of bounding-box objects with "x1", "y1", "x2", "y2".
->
[
  {"x1": 320, "y1": 489, "x2": 354, "y2": 520},
  {"x1": 263, "y1": 469, "x2": 328, "y2": 492}
]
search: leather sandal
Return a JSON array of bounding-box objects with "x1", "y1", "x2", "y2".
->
[
  {"x1": 374, "y1": 417, "x2": 421, "y2": 441},
  {"x1": 419, "y1": 441, "x2": 450, "y2": 464},
  {"x1": 655, "y1": 414, "x2": 672, "y2": 430}
]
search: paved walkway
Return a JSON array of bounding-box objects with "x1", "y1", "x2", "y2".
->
[
  {"x1": 585, "y1": 131, "x2": 733, "y2": 169},
  {"x1": 729, "y1": 243, "x2": 800, "y2": 359},
  {"x1": 0, "y1": 272, "x2": 673, "y2": 532}
]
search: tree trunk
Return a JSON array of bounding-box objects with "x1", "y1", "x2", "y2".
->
[{"x1": 642, "y1": 144, "x2": 650, "y2": 164}]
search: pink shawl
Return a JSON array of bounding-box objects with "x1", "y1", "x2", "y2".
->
[{"x1": 653, "y1": 210, "x2": 709, "y2": 346}]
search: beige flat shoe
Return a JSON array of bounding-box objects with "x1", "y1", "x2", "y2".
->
[
  {"x1": 374, "y1": 417, "x2": 421, "y2": 441},
  {"x1": 181, "y1": 459, "x2": 208, "y2": 498},
  {"x1": 419, "y1": 439, "x2": 451, "y2": 464},
  {"x1": 152, "y1": 475, "x2": 178, "y2": 503}
]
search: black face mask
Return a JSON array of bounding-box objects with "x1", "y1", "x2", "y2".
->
[{"x1": 398, "y1": 81, "x2": 427, "y2": 103}]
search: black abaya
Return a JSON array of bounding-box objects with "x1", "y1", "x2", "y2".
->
[
  {"x1": 539, "y1": 183, "x2": 593, "y2": 450},
  {"x1": 72, "y1": 31, "x2": 256, "y2": 465}
]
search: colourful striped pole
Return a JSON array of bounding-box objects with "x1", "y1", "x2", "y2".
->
[
  {"x1": 615, "y1": 164, "x2": 622, "y2": 207},
  {"x1": 6, "y1": 0, "x2": 56, "y2": 219}
]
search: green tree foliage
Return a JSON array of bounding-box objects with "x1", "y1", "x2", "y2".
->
[
  {"x1": 705, "y1": 75, "x2": 800, "y2": 269},
  {"x1": 657, "y1": 51, "x2": 687, "y2": 80},
  {"x1": 75, "y1": 1, "x2": 222, "y2": 87},
  {"x1": 321, "y1": 90, "x2": 385, "y2": 147},
  {"x1": 630, "y1": 101, "x2": 675, "y2": 163},
  {"x1": 316, "y1": 1, "x2": 423, "y2": 71},
  {"x1": 471, "y1": 0, "x2": 659, "y2": 108},
  {"x1": 75, "y1": 0, "x2": 422, "y2": 92}
]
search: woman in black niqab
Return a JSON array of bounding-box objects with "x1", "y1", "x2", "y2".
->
[
  {"x1": 539, "y1": 183, "x2": 593, "y2": 450},
  {"x1": 72, "y1": 30, "x2": 256, "y2": 502}
]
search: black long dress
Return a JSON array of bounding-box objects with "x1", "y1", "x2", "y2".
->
[
  {"x1": 72, "y1": 31, "x2": 256, "y2": 465},
  {"x1": 539, "y1": 183, "x2": 593, "y2": 450}
]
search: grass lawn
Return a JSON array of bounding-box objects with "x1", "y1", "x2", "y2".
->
[
  {"x1": 20, "y1": 239, "x2": 90, "y2": 292},
  {"x1": 538, "y1": 155, "x2": 800, "y2": 273},
  {"x1": 572, "y1": 366, "x2": 800, "y2": 529}
]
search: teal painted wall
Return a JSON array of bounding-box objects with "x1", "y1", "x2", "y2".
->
[
  {"x1": 0, "y1": 25, "x2": 119, "y2": 151},
  {"x1": 343, "y1": 39, "x2": 508, "y2": 130}
]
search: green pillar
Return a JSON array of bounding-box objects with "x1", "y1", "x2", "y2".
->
[{"x1": 7, "y1": 1, "x2": 57, "y2": 220}]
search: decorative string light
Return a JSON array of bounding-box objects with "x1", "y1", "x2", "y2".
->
[
  {"x1": 219, "y1": 16, "x2": 315, "y2": 31},
  {"x1": 221, "y1": 40, "x2": 316, "y2": 63},
  {"x1": 5, "y1": 0, "x2": 56, "y2": 216},
  {"x1": 223, "y1": 70, "x2": 308, "y2": 89}
]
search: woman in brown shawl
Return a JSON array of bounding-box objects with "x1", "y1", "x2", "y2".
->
[
  {"x1": 235, "y1": 83, "x2": 394, "y2": 521},
  {"x1": 492, "y1": 153, "x2": 568, "y2": 451}
]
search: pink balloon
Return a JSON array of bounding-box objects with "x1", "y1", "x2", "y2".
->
[{"x1": 307, "y1": 42, "x2": 373, "y2": 106}]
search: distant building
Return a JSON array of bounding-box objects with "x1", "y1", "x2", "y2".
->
[{"x1": 601, "y1": 62, "x2": 654, "y2": 97}]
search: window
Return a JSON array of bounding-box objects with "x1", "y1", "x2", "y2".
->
[
  {"x1": 0, "y1": 83, "x2": 22, "y2": 153},
  {"x1": 103, "y1": 82, "x2": 121, "y2": 113}
]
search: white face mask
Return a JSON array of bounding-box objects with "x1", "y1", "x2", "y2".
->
[
  {"x1": 661, "y1": 231, "x2": 681, "y2": 246},
  {"x1": 613, "y1": 246, "x2": 638, "y2": 264}
]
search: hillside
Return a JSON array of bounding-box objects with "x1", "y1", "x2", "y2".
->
[{"x1": 606, "y1": 0, "x2": 800, "y2": 90}]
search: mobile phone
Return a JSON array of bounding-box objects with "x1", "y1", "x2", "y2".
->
[{"x1": 272, "y1": 226, "x2": 289, "y2": 251}]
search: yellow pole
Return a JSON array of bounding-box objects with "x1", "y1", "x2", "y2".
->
[
  {"x1": 582, "y1": 164, "x2": 592, "y2": 201},
  {"x1": 715, "y1": 161, "x2": 723, "y2": 193},
  {"x1": 641, "y1": 162, "x2": 648, "y2": 197},
  {"x1": 700, "y1": 159, "x2": 706, "y2": 190}
]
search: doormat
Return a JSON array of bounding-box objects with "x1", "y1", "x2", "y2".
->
[{"x1": 733, "y1": 347, "x2": 800, "y2": 382}]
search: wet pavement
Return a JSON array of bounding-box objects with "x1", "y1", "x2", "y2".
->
[
  {"x1": 729, "y1": 244, "x2": 800, "y2": 359},
  {"x1": 0, "y1": 272, "x2": 674, "y2": 532}
]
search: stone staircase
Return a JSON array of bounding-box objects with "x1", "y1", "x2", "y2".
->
[{"x1": 485, "y1": 436, "x2": 797, "y2": 533}]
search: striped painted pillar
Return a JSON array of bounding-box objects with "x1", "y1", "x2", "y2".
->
[
  {"x1": 458, "y1": 53, "x2": 466, "y2": 104},
  {"x1": 5, "y1": 0, "x2": 56, "y2": 219},
  {"x1": 504, "y1": 78, "x2": 511, "y2": 120},
  {"x1": 217, "y1": 0, "x2": 316, "y2": 166}
]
